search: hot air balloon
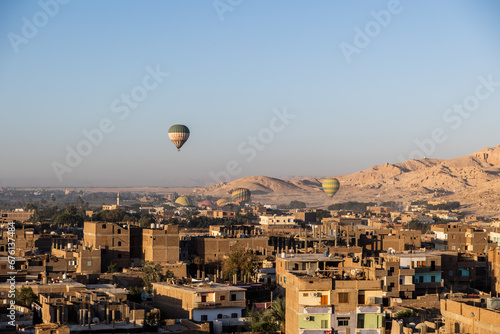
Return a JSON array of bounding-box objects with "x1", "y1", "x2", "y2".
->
[
  {"x1": 322, "y1": 178, "x2": 340, "y2": 197},
  {"x1": 216, "y1": 199, "x2": 230, "y2": 207},
  {"x1": 175, "y1": 196, "x2": 193, "y2": 207},
  {"x1": 198, "y1": 200, "x2": 216, "y2": 209},
  {"x1": 168, "y1": 124, "x2": 190, "y2": 151},
  {"x1": 231, "y1": 188, "x2": 251, "y2": 204}
]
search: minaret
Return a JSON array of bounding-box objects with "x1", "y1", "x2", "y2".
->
[{"x1": 117, "y1": 192, "x2": 120, "y2": 207}]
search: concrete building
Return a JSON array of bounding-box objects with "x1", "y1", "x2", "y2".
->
[
  {"x1": 488, "y1": 247, "x2": 500, "y2": 296},
  {"x1": 276, "y1": 253, "x2": 384, "y2": 334},
  {"x1": 190, "y1": 235, "x2": 269, "y2": 263},
  {"x1": 143, "y1": 225, "x2": 179, "y2": 264},
  {"x1": 152, "y1": 282, "x2": 246, "y2": 322},
  {"x1": 259, "y1": 214, "x2": 296, "y2": 226},
  {"x1": 441, "y1": 298, "x2": 500, "y2": 333},
  {"x1": 395, "y1": 252, "x2": 443, "y2": 296},
  {"x1": 83, "y1": 222, "x2": 131, "y2": 271},
  {"x1": 432, "y1": 223, "x2": 488, "y2": 254},
  {"x1": 0, "y1": 209, "x2": 34, "y2": 223},
  {"x1": 374, "y1": 253, "x2": 416, "y2": 299}
]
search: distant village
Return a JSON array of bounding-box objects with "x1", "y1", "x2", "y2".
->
[{"x1": 1, "y1": 190, "x2": 500, "y2": 334}]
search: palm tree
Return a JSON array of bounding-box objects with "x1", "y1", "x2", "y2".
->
[{"x1": 270, "y1": 297, "x2": 286, "y2": 333}]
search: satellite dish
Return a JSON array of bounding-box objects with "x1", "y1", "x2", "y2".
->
[{"x1": 388, "y1": 247, "x2": 395, "y2": 254}]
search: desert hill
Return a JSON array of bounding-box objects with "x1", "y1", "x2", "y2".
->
[{"x1": 195, "y1": 145, "x2": 500, "y2": 217}]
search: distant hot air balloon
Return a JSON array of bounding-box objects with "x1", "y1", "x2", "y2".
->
[
  {"x1": 322, "y1": 178, "x2": 340, "y2": 197},
  {"x1": 168, "y1": 124, "x2": 190, "y2": 151},
  {"x1": 231, "y1": 188, "x2": 251, "y2": 204},
  {"x1": 216, "y1": 199, "x2": 230, "y2": 207},
  {"x1": 198, "y1": 200, "x2": 216, "y2": 209},
  {"x1": 175, "y1": 196, "x2": 193, "y2": 207}
]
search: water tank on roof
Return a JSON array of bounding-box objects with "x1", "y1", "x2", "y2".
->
[{"x1": 487, "y1": 298, "x2": 500, "y2": 310}]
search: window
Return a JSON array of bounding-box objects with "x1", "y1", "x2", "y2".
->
[
  {"x1": 231, "y1": 313, "x2": 238, "y2": 318},
  {"x1": 419, "y1": 276, "x2": 423, "y2": 283},
  {"x1": 449, "y1": 270, "x2": 453, "y2": 276},
  {"x1": 231, "y1": 294, "x2": 237, "y2": 301},
  {"x1": 102, "y1": 224, "x2": 106, "y2": 229},
  {"x1": 338, "y1": 292, "x2": 349, "y2": 303},
  {"x1": 217, "y1": 314, "x2": 223, "y2": 319},
  {"x1": 201, "y1": 315, "x2": 207, "y2": 321},
  {"x1": 220, "y1": 295, "x2": 225, "y2": 301},
  {"x1": 118, "y1": 241, "x2": 122, "y2": 246},
  {"x1": 303, "y1": 293, "x2": 309, "y2": 297},
  {"x1": 201, "y1": 296, "x2": 207, "y2": 302},
  {"x1": 390, "y1": 282, "x2": 395, "y2": 287},
  {"x1": 87, "y1": 261, "x2": 92, "y2": 266},
  {"x1": 337, "y1": 317, "x2": 349, "y2": 327},
  {"x1": 117, "y1": 229, "x2": 121, "y2": 234},
  {"x1": 118, "y1": 254, "x2": 122, "y2": 258},
  {"x1": 321, "y1": 320, "x2": 328, "y2": 328},
  {"x1": 431, "y1": 276, "x2": 436, "y2": 282},
  {"x1": 357, "y1": 314, "x2": 365, "y2": 328}
]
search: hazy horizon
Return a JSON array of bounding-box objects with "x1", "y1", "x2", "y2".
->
[{"x1": 2, "y1": 1, "x2": 500, "y2": 187}]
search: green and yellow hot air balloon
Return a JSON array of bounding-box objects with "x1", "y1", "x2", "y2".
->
[
  {"x1": 168, "y1": 124, "x2": 190, "y2": 151},
  {"x1": 175, "y1": 196, "x2": 193, "y2": 207},
  {"x1": 322, "y1": 178, "x2": 340, "y2": 197}
]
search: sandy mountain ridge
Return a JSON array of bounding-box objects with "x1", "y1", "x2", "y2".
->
[{"x1": 195, "y1": 145, "x2": 500, "y2": 217}]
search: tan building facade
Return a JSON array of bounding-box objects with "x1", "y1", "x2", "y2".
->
[
  {"x1": 143, "y1": 225, "x2": 179, "y2": 264},
  {"x1": 152, "y1": 282, "x2": 246, "y2": 322},
  {"x1": 83, "y1": 222, "x2": 130, "y2": 271}
]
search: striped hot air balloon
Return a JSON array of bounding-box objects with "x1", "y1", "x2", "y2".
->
[
  {"x1": 231, "y1": 188, "x2": 251, "y2": 204},
  {"x1": 216, "y1": 199, "x2": 230, "y2": 207},
  {"x1": 322, "y1": 178, "x2": 340, "y2": 197},
  {"x1": 175, "y1": 196, "x2": 193, "y2": 207},
  {"x1": 168, "y1": 124, "x2": 190, "y2": 151}
]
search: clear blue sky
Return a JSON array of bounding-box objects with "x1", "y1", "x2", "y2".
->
[{"x1": 1, "y1": 0, "x2": 500, "y2": 187}]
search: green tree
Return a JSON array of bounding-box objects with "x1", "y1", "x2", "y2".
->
[
  {"x1": 223, "y1": 249, "x2": 259, "y2": 282},
  {"x1": 247, "y1": 307, "x2": 278, "y2": 332},
  {"x1": 97, "y1": 209, "x2": 125, "y2": 222},
  {"x1": 288, "y1": 200, "x2": 306, "y2": 209},
  {"x1": 138, "y1": 215, "x2": 156, "y2": 228},
  {"x1": 15, "y1": 287, "x2": 37, "y2": 308},
  {"x1": 54, "y1": 212, "x2": 84, "y2": 227},
  {"x1": 144, "y1": 310, "x2": 164, "y2": 328},
  {"x1": 142, "y1": 261, "x2": 164, "y2": 293},
  {"x1": 128, "y1": 286, "x2": 142, "y2": 303},
  {"x1": 316, "y1": 210, "x2": 332, "y2": 222},
  {"x1": 107, "y1": 262, "x2": 118, "y2": 273},
  {"x1": 24, "y1": 203, "x2": 37, "y2": 212},
  {"x1": 270, "y1": 297, "x2": 286, "y2": 333}
]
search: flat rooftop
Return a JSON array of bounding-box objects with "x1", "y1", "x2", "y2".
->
[
  {"x1": 152, "y1": 282, "x2": 246, "y2": 293},
  {"x1": 278, "y1": 254, "x2": 343, "y2": 262}
]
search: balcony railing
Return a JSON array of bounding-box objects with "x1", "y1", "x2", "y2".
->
[
  {"x1": 356, "y1": 305, "x2": 381, "y2": 313},
  {"x1": 356, "y1": 328, "x2": 382, "y2": 334},
  {"x1": 356, "y1": 329, "x2": 381, "y2": 334},
  {"x1": 194, "y1": 300, "x2": 245, "y2": 308}
]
